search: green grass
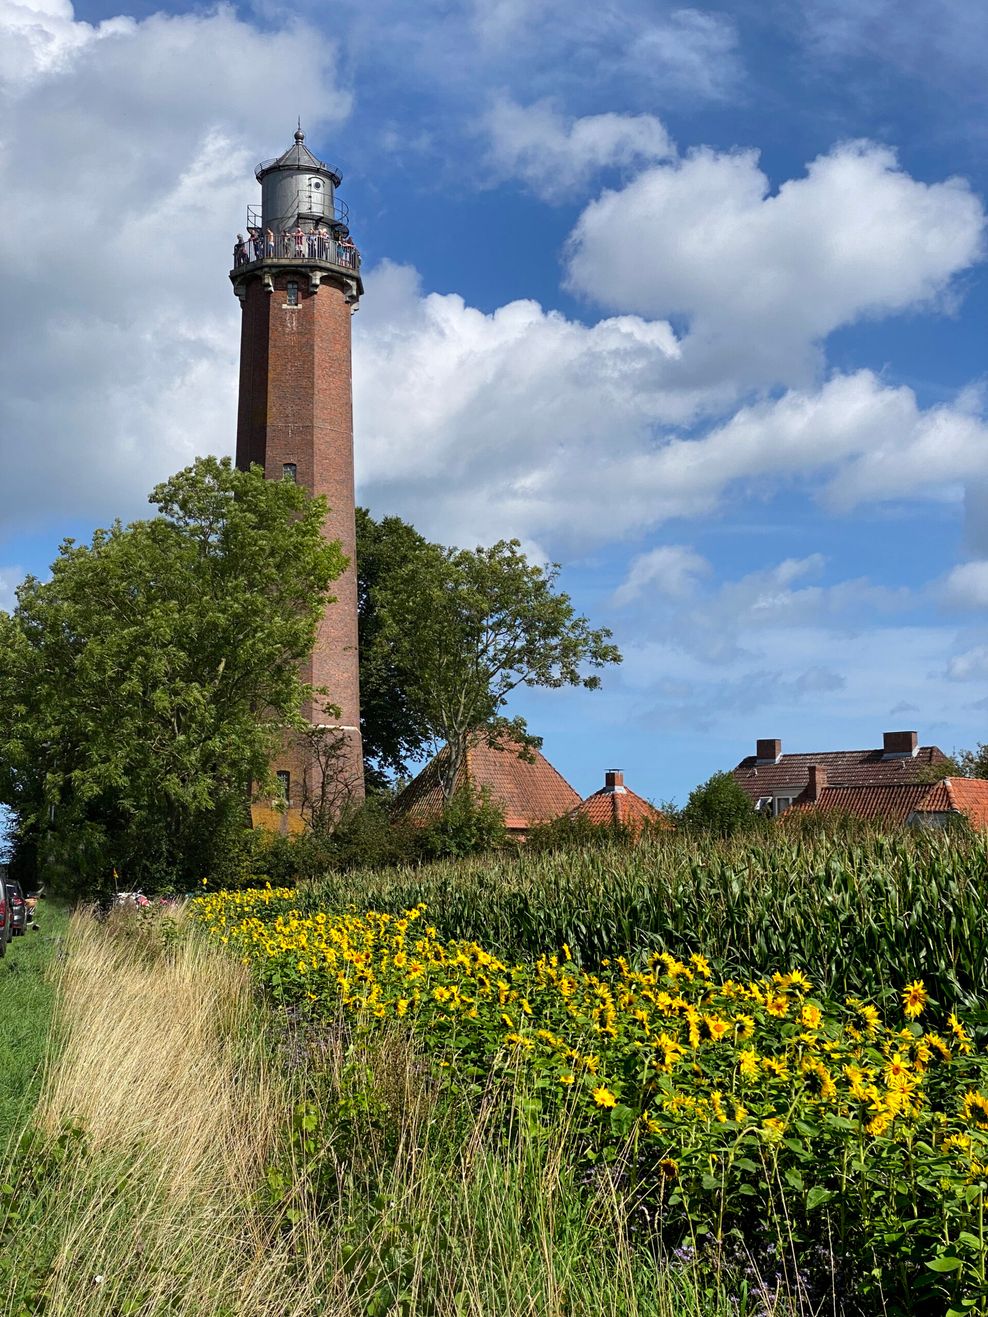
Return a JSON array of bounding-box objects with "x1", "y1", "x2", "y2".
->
[{"x1": 0, "y1": 901, "x2": 69, "y2": 1133}]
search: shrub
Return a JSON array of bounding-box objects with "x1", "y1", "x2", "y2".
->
[{"x1": 680, "y1": 771, "x2": 762, "y2": 838}]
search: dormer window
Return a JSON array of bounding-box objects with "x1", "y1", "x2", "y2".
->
[{"x1": 286, "y1": 280, "x2": 298, "y2": 306}]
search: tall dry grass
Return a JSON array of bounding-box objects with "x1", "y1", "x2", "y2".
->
[
  {"x1": 0, "y1": 908, "x2": 331, "y2": 1315},
  {"x1": 0, "y1": 909, "x2": 796, "y2": 1316}
]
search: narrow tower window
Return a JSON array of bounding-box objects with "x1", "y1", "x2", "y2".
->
[
  {"x1": 282, "y1": 463, "x2": 297, "y2": 482},
  {"x1": 286, "y1": 280, "x2": 299, "y2": 306},
  {"x1": 275, "y1": 770, "x2": 291, "y2": 799}
]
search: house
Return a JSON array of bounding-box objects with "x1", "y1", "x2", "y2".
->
[
  {"x1": 908, "y1": 777, "x2": 988, "y2": 830},
  {"x1": 785, "y1": 766, "x2": 933, "y2": 825},
  {"x1": 392, "y1": 737, "x2": 581, "y2": 838},
  {"x1": 732, "y1": 731, "x2": 949, "y2": 817},
  {"x1": 571, "y1": 770, "x2": 667, "y2": 832},
  {"x1": 786, "y1": 769, "x2": 988, "y2": 830}
]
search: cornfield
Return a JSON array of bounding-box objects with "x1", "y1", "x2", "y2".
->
[{"x1": 302, "y1": 827, "x2": 988, "y2": 1012}]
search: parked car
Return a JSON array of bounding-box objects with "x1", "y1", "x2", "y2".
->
[
  {"x1": 6, "y1": 881, "x2": 27, "y2": 937},
  {"x1": 0, "y1": 879, "x2": 10, "y2": 956}
]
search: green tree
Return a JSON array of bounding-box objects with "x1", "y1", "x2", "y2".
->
[
  {"x1": 369, "y1": 537, "x2": 621, "y2": 799},
  {"x1": 355, "y1": 508, "x2": 435, "y2": 790},
  {"x1": 0, "y1": 457, "x2": 346, "y2": 894},
  {"x1": 958, "y1": 744, "x2": 988, "y2": 778},
  {"x1": 681, "y1": 770, "x2": 760, "y2": 838}
]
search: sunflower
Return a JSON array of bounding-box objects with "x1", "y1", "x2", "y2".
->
[
  {"x1": 902, "y1": 979, "x2": 928, "y2": 1020},
  {"x1": 962, "y1": 1090, "x2": 988, "y2": 1130},
  {"x1": 592, "y1": 1086, "x2": 618, "y2": 1108}
]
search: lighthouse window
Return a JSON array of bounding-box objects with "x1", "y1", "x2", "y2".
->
[
  {"x1": 286, "y1": 280, "x2": 299, "y2": 306},
  {"x1": 282, "y1": 463, "x2": 297, "y2": 483}
]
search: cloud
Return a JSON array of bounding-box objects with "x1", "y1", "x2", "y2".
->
[
  {"x1": 796, "y1": 0, "x2": 988, "y2": 94},
  {"x1": 613, "y1": 545, "x2": 710, "y2": 606},
  {"x1": 353, "y1": 259, "x2": 692, "y2": 548},
  {"x1": 947, "y1": 647, "x2": 988, "y2": 681},
  {"x1": 613, "y1": 549, "x2": 914, "y2": 669},
  {"x1": 565, "y1": 141, "x2": 985, "y2": 390},
  {"x1": 485, "y1": 98, "x2": 674, "y2": 200},
  {"x1": 326, "y1": 0, "x2": 740, "y2": 117},
  {"x1": 0, "y1": 567, "x2": 23, "y2": 614},
  {"x1": 354, "y1": 256, "x2": 988, "y2": 553},
  {"x1": 943, "y1": 561, "x2": 988, "y2": 610},
  {"x1": 0, "y1": 1, "x2": 348, "y2": 533}
]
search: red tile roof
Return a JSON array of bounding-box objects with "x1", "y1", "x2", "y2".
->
[
  {"x1": 787, "y1": 782, "x2": 932, "y2": 824},
  {"x1": 913, "y1": 778, "x2": 988, "y2": 829},
  {"x1": 572, "y1": 780, "x2": 668, "y2": 831},
  {"x1": 393, "y1": 737, "x2": 580, "y2": 834},
  {"x1": 733, "y1": 745, "x2": 948, "y2": 802}
]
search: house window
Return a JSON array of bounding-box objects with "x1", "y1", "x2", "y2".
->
[
  {"x1": 773, "y1": 796, "x2": 793, "y2": 817},
  {"x1": 282, "y1": 463, "x2": 297, "y2": 483},
  {"x1": 286, "y1": 280, "x2": 298, "y2": 306},
  {"x1": 275, "y1": 770, "x2": 291, "y2": 800}
]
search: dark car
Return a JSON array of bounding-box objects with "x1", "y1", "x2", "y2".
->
[
  {"x1": 6, "y1": 881, "x2": 26, "y2": 937},
  {"x1": 0, "y1": 879, "x2": 10, "y2": 956}
]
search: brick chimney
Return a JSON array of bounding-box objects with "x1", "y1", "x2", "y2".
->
[
  {"x1": 806, "y1": 764, "x2": 827, "y2": 801},
  {"x1": 883, "y1": 730, "x2": 918, "y2": 758},
  {"x1": 605, "y1": 769, "x2": 626, "y2": 792},
  {"x1": 756, "y1": 738, "x2": 782, "y2": 763}
]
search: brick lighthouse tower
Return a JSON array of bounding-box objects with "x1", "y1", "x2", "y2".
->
[{"x1": 231, "y1": 129, "x2": 364, "y2": 818}]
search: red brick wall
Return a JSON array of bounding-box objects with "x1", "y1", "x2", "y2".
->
[{"x1": 236, "y1": 270, "x2": 364, "y2": 809}]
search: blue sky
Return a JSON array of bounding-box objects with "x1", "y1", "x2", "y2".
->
[{"x1": 2, "y1": 0, "x2": 988, "y2": 807}]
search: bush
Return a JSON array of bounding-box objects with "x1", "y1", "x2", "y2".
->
[
  {"x1": 526, "y1": 810, "x2": 636, "y2": 853},
  {"x1": 416, "y1": 784, "x2": 508, "y2": 859},
  {"x1": 680, "y1": 771, "x2": 763, "y2": 838}
]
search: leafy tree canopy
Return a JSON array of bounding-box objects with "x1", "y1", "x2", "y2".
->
[
  {"x1": 355, "y1": 508, "x2": 434, "y2": 790},
  {"x1": 681, "y1": 770, "x2": 761, "y2": 838},
  {"x1": 367, "y1": 536, "x2": 621, "y2": 798},
  {"x1": 0, "y1": 457, "x2": 346, "y2": 894}
]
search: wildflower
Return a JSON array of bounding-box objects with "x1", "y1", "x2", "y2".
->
[
  {"x1": 734, "y1": 1013, "x2": 755, "y2": 1040},
  {"x1": 762, "y1": 1056, "x2": 789, "y2": 1081},
  {"x1": 925, "y1": 1032, "x2": 953, "y2": 1063},
  {"x1": 902, "y1": 979, "x2": 928, "y2": 1020},
  {"x1": 558, "y1": 1072, "x2": 575, "y2": 1085},
  {"x1": 689, "y1": 952, "x2": 712, "y2": 979},
  {"x1": 395, "y1": 998, "x2": 409, "y2": 1017},
  {"x1": 785, "y1": 970, "x2": 812, "y2": 993},
  {"x1": 592, "y1": 1086, "x2": 618, "y2": 1108},
  {"x1": 883, "y1": 1052, "x2": 912, "y2": 1087},
  {"x1": 711, "y1": 1090, "x2": 728, "y2": 1123},
  {"x1": 738, "y1": 1048, "x2": 759, "y2": 1081},
  {"x1": 949, "y1": 1013, "x2": 973, "y2": 1055},
  {"x1": 962, "y1": 1091, "x2": 988, "y2": 1130},
  {"x1": 761, "y1": 1117, "x2": 785, "y2": 1142},
  {"x1": 658, "y1": 1158, "x2": 679, "y2": 1178},
  {"x1": 857, "y1": 1003, "x2": 881, "y2": 1036},
  {"x1": 800, "y1": 1003, "x2": 822, "y2": 1030},
  {"x1": 765, "y1": 992, "x2": 789, "y2": 1019},
  {"x1": 704, "y1": 1014, "x2": 729, "y2": 1043}
]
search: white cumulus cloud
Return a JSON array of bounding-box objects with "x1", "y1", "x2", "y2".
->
[
  {"x1": 943, "y1": 561, "x2": 988, "y2": 610},
  {"x1": 0, "y1": 0, "x2": 348, "y2": 534},
  {"x1": 613, "y1": 545, "x2": 710, "y2": 605},
  {"x1": 565, "y1": 141, "x2": 985, "y2": 390},
  {"x1": 486, "y1": 98, "x2": 674, "y2": 199}
]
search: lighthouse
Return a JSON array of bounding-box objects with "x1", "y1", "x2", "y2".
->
[{"x1": 230, "y1": 129, "x2": 364, "y2": 820}]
